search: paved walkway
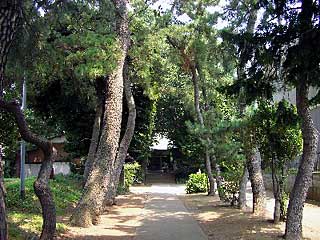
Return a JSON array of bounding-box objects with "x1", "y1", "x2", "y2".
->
[{"x1": 132, "y1": 184, "x2": 208, "y2": 240}]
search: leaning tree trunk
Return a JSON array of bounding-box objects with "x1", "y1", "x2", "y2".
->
[
  {"x1": 83, "y1": 78, "x2": 106, "y2": 185},
  {"x1": 0, "y1": 100, "x2": 56, "y2": 239},
  {"x1": 70, "y1": 0, "x2": 129, "y2": 227},
  {"x1": 103, "y1": 59, "x2": 136, "y2": 205},
  {"x1": 285, "y1": 82, "x2": 318, "y2": 239},
  {"x1": 83, "y1": 103, "x2": 102, "y2": 185}
]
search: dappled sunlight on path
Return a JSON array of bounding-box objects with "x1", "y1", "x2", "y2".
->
[
  {"x1": 59, "y1": 194, "x2": 146, "y2": 240},
  {"x1": 182, "y1": 193, "x2": 285, "y2": 240},
  {"x1": 181, "y1": 182, "x2": 320, "y2": 240},
  {"x1": 58, "y1": 182, "x2": 320, "y2": 240}
]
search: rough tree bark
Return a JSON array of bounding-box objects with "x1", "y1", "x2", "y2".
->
[
  {"x1": 0, "y1": 100, "x2": 56, "y2": 240},
  {"x1": 103, "y1": 58, "x2": 136, "y2": 205},
  {"x1": 285, "y1": 83, "x2": 318, "y2": 239},
  {"x1": 246, "y1": 148, "x2": 266, "y2": 215},
  {"x1": 271, "y1": 153, "x2": 280, "y2": 223},
  {"x1": 0, "y1": 1, "x2": 22, "y2": 239},
  {"x1": 70, "y1": 0, "x2": 130, "y2": 227},
  {"x1": 83, "y1": 78, "x2": 106, "y2": 185},
  {"x1": 285, "y1": 0, "x2": 318, "y2": 238},
  {"x1": 0, "y1": 0, "x2": 22, "y2": 97},
  {"x1": 83, "y1": 103, "x2": 102, "y2": 185},
  {"x1": 238, "y1": 167, "x2": 248, "y2": 210}
]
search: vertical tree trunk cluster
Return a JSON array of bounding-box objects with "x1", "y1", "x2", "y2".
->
[{"x1": 71, "y1": 0, "x2": 136, "y2": 227}]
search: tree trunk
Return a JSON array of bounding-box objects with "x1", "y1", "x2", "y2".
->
[
  {"x1": 271, "y1": 152, "x2": 280, "y2": 223},
  {"x1": 246, "y1": 149, "x2": 266, "y2": 215},
  {"x1": 0, "y1": 2, "x2": 24, "y2": 240},
  {"x1": 238, "y1": 167, "x2": 248, "y2": 210},
  {"x1": 274, "y1": 198, "x2": 281, "y2": 224},
  {"x1": 34, "y1": 156, "x2": 56, "y2": 240},
  {"x1": 279, "y1": 175, "x2": 286, "y2": 222},
  {"x1": 118, "y1": 167, "x2": 125, "y2": 189},
  {"x1": 103, "y1": 59, "x2": 136, "y2": 205},
  {"x1": 285, "y1": 82, "x2": 318, "y2": 239},
  {"x1": 190, "y1": 65, "x2": 215, "y2": 196},
  {"x1": 0, "y1": 0, "x2": 22, "y2": 98},
  {"x1": 70, "y1": 0, "x2": 130, "y2": 227},
  {"x1": 237, "y1": 5, "x2": 265, "y2": 214},
  {"x1": 205, "y1": 151, "x2": 215, "y2": 195},
  {"x1": 0, "y1": 100, "x2": 56, "y2": 239},
  {"x1": 83, "y1": 78, "x2": 106, "y2": 185},
  {"x1": 83, "y1": 101, "x2": 103, "y2": 185},
  {"x1": 285, "y1": 0, "x2": 318, "y2": 238},
  {"x1": 213, "y1": 156, "x2": 224, "y2": 200}
]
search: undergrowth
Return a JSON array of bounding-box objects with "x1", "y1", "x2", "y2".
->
[{"x1": 5, "y1": 174, "x2": 82, "y2": 239}]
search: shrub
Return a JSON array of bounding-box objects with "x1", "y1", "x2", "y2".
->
[
  {"x1": 117, "y1": 162, "x2": 142, "y2": 194},
  {"x1": 185, "y1": 171, "x2": 208, "y2": 194}
]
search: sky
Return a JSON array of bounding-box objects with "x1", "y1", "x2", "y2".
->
[{"x1": 150, "y1": 0, "x2": 229, "y2": 29}]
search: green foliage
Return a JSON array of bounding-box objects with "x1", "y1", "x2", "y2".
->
[
  {"x1": 185, "y1": 171, "x2": 208, "y2": 194},
  {"x1": 5, "y1": 175, "x2": 82, "y2": 238},
  {"x1": 250, "y1": 100, "x2": 302, "y2": 220},
  {"x1": 120, "y1": 162, "x2": 142, "y2": 192},
  {"x1": 252, "y1": 100, "x2": 302, "y2": 168}
]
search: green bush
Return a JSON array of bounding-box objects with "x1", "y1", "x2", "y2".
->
[
  {"x1": 185, "y1": 172, "x2": 208, "y2": 194},
  {"x1": 118, "y1": 162, "x2": 142, "y2": 193},
  {"x1": 125, "y1": 162, "x2": 142, "y2": 187}
]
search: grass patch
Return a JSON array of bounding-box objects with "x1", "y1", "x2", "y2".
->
[{"x1": 5, "y1": 174, "x2": 82, "y2": 239}]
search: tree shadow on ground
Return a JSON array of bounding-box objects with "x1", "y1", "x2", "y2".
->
[
  {"x1": 182, "y1": 193, "x2": 312, "y2": 240},
  {"x1": 58, "y1": 193, "x2": 147, "y2": 240}
]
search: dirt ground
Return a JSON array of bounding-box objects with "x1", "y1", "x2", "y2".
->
[
  {"x1": 57, "y1": 186, "x2": 320, "y2": 240},
  {"x1": 58, "y1": 193, "x2": 147, "y2": 240},
  {"x1": 181, "y1": 193, "x2": 320, "y2": 240}
]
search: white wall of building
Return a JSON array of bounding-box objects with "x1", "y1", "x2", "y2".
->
[{"x1": 25, "y1": 162, "x2": 70, "y2": 178}]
